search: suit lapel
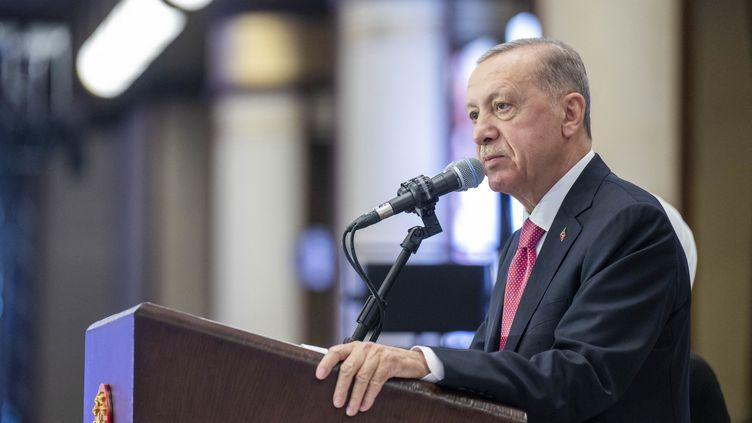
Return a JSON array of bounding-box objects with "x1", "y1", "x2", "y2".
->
[{"x1": 503, "y1": 154, "x2": 611, "y2": 352}]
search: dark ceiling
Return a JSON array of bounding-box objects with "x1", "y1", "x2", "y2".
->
[
  {"x1": 0, "y1": 0, "x2": 79, "y2": 21},
  {"x1": 0, "y1": 0, "x2": 330, "y2": 23}
]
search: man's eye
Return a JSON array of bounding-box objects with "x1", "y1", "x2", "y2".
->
[
  {"x1": 495, "y1": 102, "x2": 510, "y2": 112},
  {"x1": 468, "y1": 111, "x2": 479, "y2": 121}
]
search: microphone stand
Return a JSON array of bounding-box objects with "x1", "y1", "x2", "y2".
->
[{"x1": 344, "y1": 202, "x2": 443, "y2": 343}]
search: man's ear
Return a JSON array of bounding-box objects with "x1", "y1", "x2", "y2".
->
[{"x1": 561, "y1": 92, "x2": 586, "y2": 138}]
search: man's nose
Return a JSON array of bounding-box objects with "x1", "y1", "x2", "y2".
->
[{"x1": 473, "y1": 115, "x2": 499, "y2": 146}]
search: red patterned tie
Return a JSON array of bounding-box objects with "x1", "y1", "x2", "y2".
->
[{"x1": 499, "y1": 219, "x2": 546, "y2": 350}]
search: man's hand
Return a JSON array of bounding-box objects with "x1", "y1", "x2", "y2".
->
[{"x1": 315, "y1": 341, "x2": 430, "y2": 416}]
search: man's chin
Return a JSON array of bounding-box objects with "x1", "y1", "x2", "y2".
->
[{"x1": 486, "y1": 175, "x2": 515, "y2": 194}]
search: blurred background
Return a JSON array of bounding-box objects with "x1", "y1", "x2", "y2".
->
[{"x1": 0, "y1": 0, "x2": 750, "y2": 421}]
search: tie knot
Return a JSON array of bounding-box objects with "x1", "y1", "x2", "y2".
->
[{"x1": 519, "y1": 219, "x2": 546, "y2": 250}]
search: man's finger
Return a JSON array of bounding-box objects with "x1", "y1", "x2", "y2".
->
[
  {"x1": 359, "y1": 357, "x2": 390, "y2": 412},
  {"x1": 315, "y1": 343, "x2": 353, "y2": 380},
  {"x1": 346, "y1": 348, "x2": 381, "y2": 416},
  {"x1": 333, "y1": 342, "x2": 368, "y2": 408}
]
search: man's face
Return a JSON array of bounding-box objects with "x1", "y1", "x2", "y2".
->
[{"x1": 466, "y1": 48, "x2": 567, "y2": 207}]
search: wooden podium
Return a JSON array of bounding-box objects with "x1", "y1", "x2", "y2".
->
[{"x1": 83, "y1": 303, "x2": 526, "y2": 422}]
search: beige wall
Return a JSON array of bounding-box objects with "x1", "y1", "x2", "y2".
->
[
  {"x1": 688, "y1": 0, "x2": 752, "y2": 420},
  {"x1": 211, "y1": 92, "x2": 306, "y2": 342}
]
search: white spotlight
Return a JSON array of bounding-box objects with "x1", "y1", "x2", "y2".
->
[
  {"x1": 76, "y1": 0, "x2": 186, "y2": 98},
  {"x1": 505, "y1": 12, "x2": 542, "y2": 42}
]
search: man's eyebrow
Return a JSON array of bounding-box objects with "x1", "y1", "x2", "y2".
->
[{"x1": 466, "y1": 89, "x2": 512, "y2": 110}]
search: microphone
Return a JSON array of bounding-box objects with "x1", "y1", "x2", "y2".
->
[{"x1": 349, "y1": 157, "x2": 485, "y2": 230}]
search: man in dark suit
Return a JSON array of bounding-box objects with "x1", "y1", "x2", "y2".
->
[{"x1": 316, "y1": 38, "x2": 691, "y2": 422}]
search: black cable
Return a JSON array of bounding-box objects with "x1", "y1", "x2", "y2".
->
[
  {"x1": 349, "y1": 226, "x2": 385, "y2": 340},
  {"x1": 342, "y1": 223, "x2": 386, "y2": 341},
  {"x1": 341, "y1": 226, "x2": 357, "y2": 276},
  {"x1": 342, "y1": 225, "x2": 371, "y2": 288}
]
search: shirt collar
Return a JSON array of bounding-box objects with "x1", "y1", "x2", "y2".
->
[{"x1": 525, "y1": 150, "x2": 595, "y2": 232}]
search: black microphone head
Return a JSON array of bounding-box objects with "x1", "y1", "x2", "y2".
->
[{"x1": 445, "y1": 158, "x2": 485, "y2": 191}]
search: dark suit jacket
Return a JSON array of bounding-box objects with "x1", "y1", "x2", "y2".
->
[{"x1": 433, "y1": 155, "x2": 691, "y2": 423}]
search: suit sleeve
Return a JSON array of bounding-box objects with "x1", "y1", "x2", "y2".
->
[{"x1": 432, "y1": 203, "x2": 687, "y2": 423}]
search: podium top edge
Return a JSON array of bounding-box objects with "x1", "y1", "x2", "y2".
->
[
  {"x1": 87, "y1": 303, "x2": 326, "y2": 363},
  {"x1": 86, "y1": 302, "x2": 158, "y2": 331}
]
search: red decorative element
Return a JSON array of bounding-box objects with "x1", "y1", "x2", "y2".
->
[{"x1": 92, "y1": 383, "x2": 113, "y2": 423}]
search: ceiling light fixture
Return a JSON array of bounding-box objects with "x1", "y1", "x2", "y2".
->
[
  {"x1": 166, "y1": 0, "x2": 213, "y2": 12},
  {"x1": 76, "y1": 0, "x2": 186, "y2": 98}
]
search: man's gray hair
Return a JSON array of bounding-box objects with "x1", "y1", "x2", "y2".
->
[{"x1": 478, "y1": 38, "x2": 592, "y2": 139}]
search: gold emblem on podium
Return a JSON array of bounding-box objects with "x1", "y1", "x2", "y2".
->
[{"x1": 92, "y1": 383, "x2": 113, "y2": 423}]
